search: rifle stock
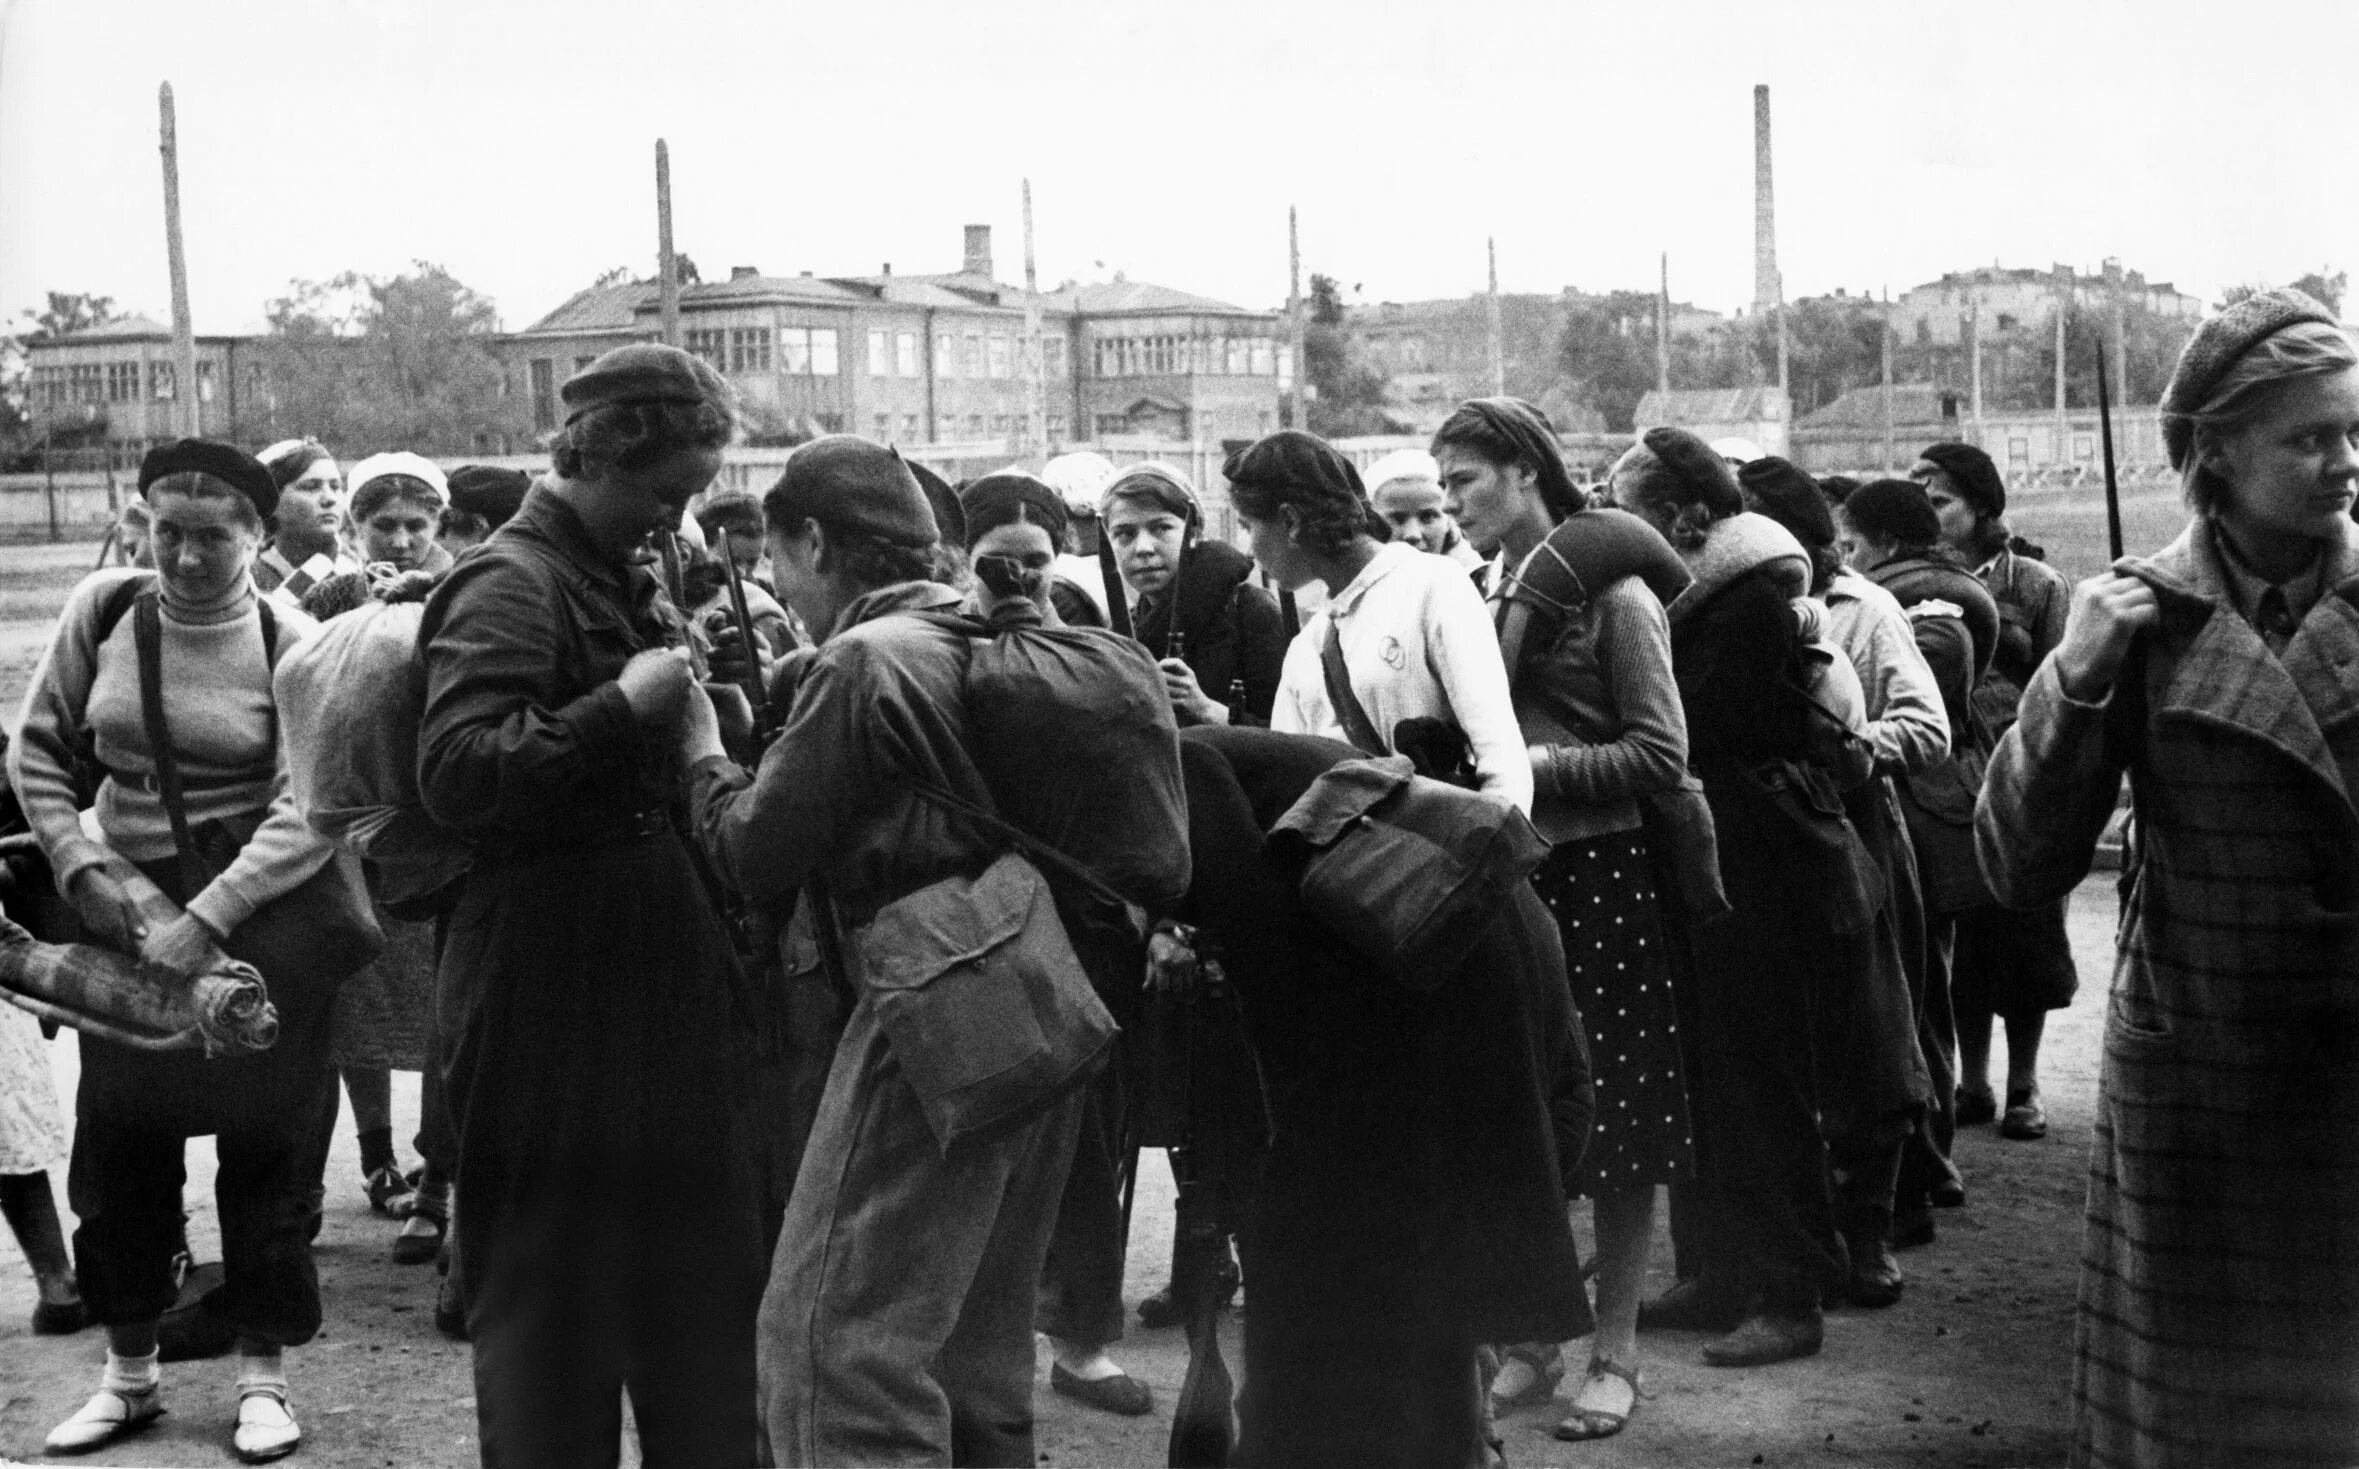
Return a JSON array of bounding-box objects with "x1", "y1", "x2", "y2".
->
[{"x1": 1099, "y1": 535, "x2": 1136, "y2": 640}]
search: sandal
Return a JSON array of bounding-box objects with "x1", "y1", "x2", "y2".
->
[
  {"x1": 1553, "y1": 1358, "x2": 1640, "y2": 1442},
  {"x1": 364, "y1": 1164, "x2": 415, "y2": 1217}
]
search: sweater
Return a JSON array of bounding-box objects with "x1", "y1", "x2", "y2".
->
[
  {"x1": 1273, "y1": 541, "x2": 1533, "y2": 813},
  {"x1": 1824, "y1": 568, "x2": 1950, "y2": 776},
  {"x1": 9, "y1": 568, "x2": 331, "y2": 937},
  {"x1": 1507, "y1": 573, "x2": 1687, "y2": 844}
]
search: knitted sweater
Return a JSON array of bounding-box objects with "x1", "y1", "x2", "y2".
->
[{"x1": 9, "y1": 568, "x2": 331, "y2": 937}]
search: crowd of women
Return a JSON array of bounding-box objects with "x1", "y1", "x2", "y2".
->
[{"x1": 0, "y1": 289, "x2": 2351, "y2": 1469}]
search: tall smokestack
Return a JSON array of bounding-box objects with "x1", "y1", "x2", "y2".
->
[
  {"x1": 1753, "y1": 85, "x2": 1777, "y2": 314},
  {"x1": 963, "y1": 224, "x2": 994, "y2": 279}
]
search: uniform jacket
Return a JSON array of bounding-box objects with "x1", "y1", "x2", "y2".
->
[
  {"x1": 1130, "y1": 538, "x2": 1287, "y2": 727},
  {"x1": 1976, "y1": 515, "x2": 2359, "y2": 1469}
]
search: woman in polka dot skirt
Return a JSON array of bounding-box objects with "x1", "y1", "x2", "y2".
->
[{"x1": 1434, "y1": 399, "x2": 1697, "y2": 1442}]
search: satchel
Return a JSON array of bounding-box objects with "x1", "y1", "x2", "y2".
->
[
  {"x1": 1320, "y1": 621, "x2": 1480, "y2": 790},
  {"x1": 1266, "y1": 755, "x2": 1550, "y2": 990},
  {"x1": 1896, "y1": 749, "x2": 1994, "y2": 913},
  {"x1": 132, "y1": 592, "x2": 381, "y2": 1013},
  {"x1": 1638, "y1": 774, "x2": 1733, "y2": 924}
]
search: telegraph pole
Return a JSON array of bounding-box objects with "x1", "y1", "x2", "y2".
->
[
  {"x1": 1022, "y1": 179, "x2": 1046, "y2": 458},
  {"x1": 1880, "y1": 296, "x2": 1896, "y2": 472},
  {"x1": 2054, "y1": 263, "x2": 2071, "y2": 467},
  {"x1": 159, "y1": 84, "x2": 200, "y2": 437},
  {"x1": 1968, "y1": 298, "x2": 1985, "y2": 446},
  {"x1": 1487, "y1": 237, "x2": 1505, "y2": 396},
  {"x1": 656, "y1": 140, "x2": 680, "y2": 347},
  {"x1": 1287, "y1": 206, "x2": 1304, "y2": 430},
  {"x1": 1656, "y1": 252, "x2": 1672, "y2": 395}
]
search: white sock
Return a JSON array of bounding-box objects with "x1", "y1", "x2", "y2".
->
[
  {"x1": 236, "y1": 1350, "x2": 287, "y2": 1396},
  {"x1": 102, "y1": 1350, "x2": 159, "y2": 1393}
]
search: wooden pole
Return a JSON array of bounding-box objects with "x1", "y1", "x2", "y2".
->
[
  {"x1": 1656, "y1": 252, "x2": 1672, "y2": 395},
  {"x1": 1486, "y1": 238, "x2": 1505, "y2": 396},
  {"x1": 1286, "y1": 207, "x2": 1304, "y2": 430},
  {"x1": 656, "y1": 140, "x2": 680, "y2": 347},
  {"x1": 1880, "y1": 298, "x2": 1896, "y2": 473},
  {"x1": 1968, "y1": 299, "x2": 1985, "y2": 446},
  {"x1": 2055, "y1": 263, "x2": 2071, "y2": 471},
  {"x1": 158, "y1": 83, "x2": 199, "y2": 439},
  {"x1": 1022, "y1": 179, "x2": 1046, "y2": 459}
]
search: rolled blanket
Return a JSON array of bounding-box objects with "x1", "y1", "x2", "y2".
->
[{"x1": 0, "y1": 852, "x2": 277, "y2": 1056}]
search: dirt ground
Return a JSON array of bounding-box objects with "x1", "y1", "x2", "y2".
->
[{"x1": 0, "y1": 540, "x2": 2099, "y2": 1466}]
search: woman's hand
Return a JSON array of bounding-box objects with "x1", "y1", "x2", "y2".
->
[
  {"x1": 1158, "y1": 659, "x2": 1228, "y2": 726},
  {"x1": 140, "y1": 911, "x2": 222, "y2": 979},
  {"x1": 618, "y1": 647, "x2": 694, "y2": 729},
  {"x1": 1145, "y1": 924, "x2": 1202, "y2": 993},
  {"x1": 684, "y1": 681, "x2": 735, "y2": 764},
  {"x1": 68, "y1": 867, "x2": 147, "y2": 954},
  {"x1": 703, "y1": 609, "x2": 777, "y2": 691},
  {"x1": 2051, "y1": 571, "x2": 2158, "y2": 702}
]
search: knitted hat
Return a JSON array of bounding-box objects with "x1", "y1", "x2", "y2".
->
[
  {"x1": 1842, "y1": 478, "x2": 1942, "y2": 551},
  {"x1": 560, "y1": 343, "x2": 726, "y2": 425},
  {"x1": 2159, "y1": 288, "x2": 2341, "y2": 469},
  {"x1": 1639, "y1": 427, "x2": 1743, "y2": 517},
  {"x1": 140, "y1": 439, "x2": 278, "y2": 520},
  {"x1": 1918, "y1": 441, "x2": 2007, "y2": 519},
  {"x1": 959, "y1": 471, "x2": 1070, "y2": 548},
  {"x1": 446, "y1": 466, "x2": 531, "y2": 529},
  {"x1": 1736, "y1": 455, "x2": 1834, "y2": 550},
  {"x1": 346, "y1": 452, "x2": 450, "y2": 519},
  {"x1": 765, "y1": 435, "x2": 938, "y2": 549}
]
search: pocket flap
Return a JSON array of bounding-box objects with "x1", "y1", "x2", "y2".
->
[
  {"x1": 1267, "y1": 756, "x2": 1417, "y2": 850},
  {"x1": 857, "y1": 853, "x2": 1039, "y2": 991}
]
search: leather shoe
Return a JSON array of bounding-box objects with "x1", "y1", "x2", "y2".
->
[
  {"x1": 1930, "y1": 1179, "x2": 1968, "y2": 1209},
  {"x1": 2000, "y1": 1088, "x2": 2048, "y2": 1140},
  {"x1": 1702, "y1": 1308, "x2": 1824, "y2": 1367},
  {"x1": 1891, "y1": 1205, "x2": 1936, "y2": 1250},
  {"x1": 234, "y1": 1385, "x2": 301, "y2": 1463},
  {"x1": 1846, "y1": 1240, "x2": 1905, "y2": 1308},
  {"x1": 1955, "y1": 1087, "x2": 1998, "y2": 1126},
  {"x1": 32, "y1": 1295, "x2": 89, "y2": 1335},
  {"x1": 1637, "y1": 1277, "x2": 1742, "y2": 1333},
  {"x1": 45, "y1": 1385, "x2": 165, "y2": 1453},
  {"x1": 1050, "y1": 1362, "x2": 1153, "y2": 1416},
  {"x1": 1487, "y1": 1351, "x2": 1564, "y2": 1410}
]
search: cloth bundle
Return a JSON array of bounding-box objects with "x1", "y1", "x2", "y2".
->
[{"x1": 0, "y1": 851, "x2": 276, "y2": 1055}]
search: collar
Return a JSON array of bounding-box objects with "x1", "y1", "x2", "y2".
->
[
  {"x1": 1325, "y1": 541, "x2": 1414, "y2": 619},
  {"x1": 2128, "y1": 514, "x2": 2359, "y2": 617},
  {"x1": 2208, "y1": 515, "x2": 2335, "y2": 628},
  {"x1": 509, "y1": 483, "x2": 629, "y2": 590},
  {"x1": 832, "y1": 580, "x2": 966, "y2": 639}
]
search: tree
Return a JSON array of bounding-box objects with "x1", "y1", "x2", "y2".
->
[
  {"x1": 2223, "y1": 269, "x2": 2345, "y2": 316},
  {"x1": 1555, "y1": 291, "x2": 1672, "y2": 433},
  {"x1": 24, "y1": 291, "x2": 120, "y2": 340},
  {"x1": 1304, "y1": 273, "x2": 1404, "y2": 437},
  {"x1": 259, "y1": 263, "x2": 510, "y2": 453}
]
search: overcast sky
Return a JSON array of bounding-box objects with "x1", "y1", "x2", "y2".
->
[{"x1": 3, "y1": 0, "x2": 2353, "y2": 337}]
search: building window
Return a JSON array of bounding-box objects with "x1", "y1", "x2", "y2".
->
[
  {"x1": 1250, "y1": 338, "x2": 1275, "y2": 375},
  {"x1": 1095, "y1": 412, "x2": 1130, "y2": 438},
  {"x1": 989, "y1": 414, "x2": 1010, "y2": 436},
  {"x1": 729, "y1": 329, "x2": 773, "y2": 374},
  {"x1": 530, "y1": 359, "x2": 556, "y2": 433},
  {"x1": 1046, "y1": 414, "x2": 1065, "y2": 440},
  {"x1": 869, "y1": 330, "x2": 892, "y2": 376},
  {"x1": 1043, "y1": 336, "x2": 1067, "y2": 378},
  {"x1": 897, "y1": 332, "x2": 919, "y2": 377},
  {"x1": 962, "y1": 334, "x2": 985, "y2": 379},
  {"x1": 685, "y1": 328, "x2": 726, "y2": 368},
  {"x1": 195, "y1": 361, "x2": 216, "y2": 403},
  {"x1": 2007, "y1": 437, "x2": 2031, "y2": 471},
  {"x1": 1226, "y1": 339, "x2": 1250, "y2": 375},
  {"x1": 875, "y1": 412, "x2": 893, "y2": 439},
  {"x1": 967, "y1": 414, "x2": 986, "y2": 437},
  {"x1": 779, "y1": 327, "x2": 840, "y2": 376},
  {"x1": 107, "y1": 362, "x2": 141, "y2": 402},
  {"x1": 935, "y1": 332, "x2": 959, "y2": 379},
  {"x1": 987, "y1": 335, "x2": 1011, "y2": 379},
  {"x1": 904, "y1": 413, "x2": 921, "y2": 439},
  {"x1": 150, "y1": 362, "x2": 175, "y2": 401}
]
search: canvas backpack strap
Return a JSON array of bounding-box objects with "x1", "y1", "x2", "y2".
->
[
  {"x1": 131, "y1": 590, "x2": 211, "y2": 897},
  {"x1": 1318, "y1": 619, "x2": 1388, "y2": 758},
  {"x1": 904, "y1": 778, "x2": 1135, "y2": 914}
]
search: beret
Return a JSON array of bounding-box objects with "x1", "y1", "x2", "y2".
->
[
  {"x1": 446, "y1": 466, "x2": 531, "y2": 529},
  {"x1": 769, "y1": 435, "x2": 939, "y2": 549},
  {"x1": 1737, "y1": 455, "x2": 1835, "y2": 550},
  {"x1": 1842, "y1": 477, "x2": 1943, "y2": 551},
  {"x1": 1639, "y1": 427, "x2": 1743, "y2": 517},
  {"x1": 560, "y1": 342, "x2": 726, "y2": 425},
  {"x1": 2159, "y1": 287, "x2": 2340, "y2": 469},
  {"x1": 959, "y1": 471, "x2": 1070, "y2": 548},
  {"x1": 140, "y1": 439, "x2": 277, "y2": 520},
  {"x1": 347, "y1": 452, "x2": 450, "y2": 515},
  {"x1": 1917, "y1": 441, "x2": 2006, "y2": 518},
  {"x1": 906, "y1": 459, "x2": 964, "y2": 546}
]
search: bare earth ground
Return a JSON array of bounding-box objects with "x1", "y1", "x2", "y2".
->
[{"x1": 0, "y1": 540, "x2": 2101, "y2": 1467}]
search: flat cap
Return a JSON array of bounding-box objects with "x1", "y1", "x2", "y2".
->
[
  {"x1": 560, "y1": 342, "x2": 726, "y2": 425},
  {"x1": 768, "y1": 435, "x2": 939, "y2": 549},
  {"x1": 140, "y1": 439, "x2": 277, "y2": 520},
  {"x1": 2160, "y1": 288, "x2": 2341, "y2": 469}
]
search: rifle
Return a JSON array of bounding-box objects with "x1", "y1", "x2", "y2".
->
[
  {"x1": 1099, "y1": 534, "x2": 1136, "y2": 640},
  {"x1": 1164, "y1": 534, "x2": 1191, "y2": 662},
  {"x1": 656, "y1": 531, "x2": 711, "y2": 679},
  {"x1": 2097, "y1": 352, "x2": 2124, "y2": 562},
  {"x1": 1278, "y1": 589, "x2": 1300, "y2": 641},
  {"x1": 714, "y1": 528, "x2": 778, "y2": 742}
]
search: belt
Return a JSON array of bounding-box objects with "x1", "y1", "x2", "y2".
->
[{"x1": 109, "y1": 769, "x2": 272, "y2": 796}]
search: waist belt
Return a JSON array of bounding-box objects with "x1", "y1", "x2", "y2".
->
[
  {"x1": 477, "y1": 807, "x2": 674, "y2": 862},
  {"x1": 109, "y1": 768, "x2": 272, "y2": 797}
]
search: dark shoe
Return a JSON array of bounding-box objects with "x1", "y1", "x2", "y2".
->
[
  {"x1": 364, "y1": 1164, "x2": 415, "y2": 1216},
  {"x1": 32, "y1": 1295, "x2": 88, "y2": 1335},
  {"x1": 1930, "y1": 1178, "x2": 1967, "y2": 1209},
  {"x1": 1638, "y1": 1277, "x2": 1743, "y2": 1332},
  {"x1": 1955, "y1": 1087, "x2": 1998, "y2": 1125},
  {"x1": 434, "y1": 1257, "x2": 469, "y2": 1342},
  {"x1": 1050, "y1": 1362, "x2": 1153, "y2": 1416},
  {"x1": 2000, "y1": 1088, "x2": 2048, "y2": 1140},
  {"x1": 1891, "y1": 1205, "x2": 1936, "y2": 1250},
  {"x1": 1135, "y1": 1254, "x2": 1240, "y2": 1329},
  {"x1": 1845, "y1": 1240, "x2": 1904, "y2": 1308},
  {"x1": 1702, "y1": 1308, "x2": 1824, "y2": 1367}
]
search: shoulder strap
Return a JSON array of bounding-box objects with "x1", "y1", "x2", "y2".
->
[
  {"x1": 255, "y1": 598, "x2": 280, "y2": 664},
  {"x1": 93, "y1": 573, "x2": 155, "y2": 647},
  {"x1": 1318, "y1": 620, "x2": 1387, "y2": 757},
  {"x1": 131, "y1": 591, "x2": 209, "y2": 895},
  {"x1": 904, "y1": 778, "x2": 1134, "y2": 914}
]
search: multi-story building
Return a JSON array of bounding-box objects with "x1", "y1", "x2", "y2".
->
[
  {"x1": 19, "y1": 317, "x2": 290, "y2": 466},
  {"x1": 1889, "y1": 260, "x2": 2203, "y2": 349}
]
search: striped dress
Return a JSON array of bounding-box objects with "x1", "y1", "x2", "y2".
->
[{"x1": 1977, "y1": 517, "x2": 2359, "y2": 1468}]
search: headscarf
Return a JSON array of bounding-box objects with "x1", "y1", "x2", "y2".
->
[
  {"x1": 346, "y1": 452, "x2": 451, "y2": 522},
  {"x1": 960, "y1": 471, "x2": 1070, "y2": 548},
  {"x1": 1100, "y1": 461, "x2": 1202, "y2": 532},
  {"x1": 1432, "y1": 398, "x2": 1584, "y2": 520}
]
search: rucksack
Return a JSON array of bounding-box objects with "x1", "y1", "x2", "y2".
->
[{"x1": 914, "y1": 603, "x2": 1190, "y2": 912}]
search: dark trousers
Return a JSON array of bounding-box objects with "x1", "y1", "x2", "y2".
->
[
  {"x1": 1036, "y1": 1060, "x2": 1130, "y2": 1350},
  {"x1": 1896, "y1": 906, "x2": 1962, "y2": 1210}
]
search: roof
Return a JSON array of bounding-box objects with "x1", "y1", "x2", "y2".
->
[
  {"x1": 1633, "y1": 386, "x2": 1790, "y2": 427},
  {"x1": 523, "y1": 281, "x2": 656, "y2": 334},
  {"x1": 1048, "y1": 279, "x2": 1265, "y2": 318},
  {"x1": 33, "y1": 315, "x2": 173, "y2": 342},
  {"x1": 1794, "y1": 383, "x2": 1951, "y2": 432}
]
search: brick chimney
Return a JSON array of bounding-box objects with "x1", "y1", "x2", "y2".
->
[
  {"x1": 964, "y1": 224, "x2": 993, "y2": 280},
  {"x1": 730, "y1": 266, "x2": 759, "y2": 281}
]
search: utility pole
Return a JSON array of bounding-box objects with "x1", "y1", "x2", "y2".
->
[
  {"x1": 1022, "y1": 179, "x2": 1046, "y2": 459},
  {"x1": 2054, "y1": 263, "x2": 2071, "y2": 470},
  {"x1": 1287, "y1": 206, "x2": 1304, "y2": 430},
  {"x1": 1656, "y1": 252, "x2": 1672, "y2": 395},
  {"x1": 1880, "y1": 297, "x2": 1896, "y2": 472},
  {"x1": 1486, "y1": 237, "x2": 1505, "y2": 396},
  {"x1": 656, "y1": 140, "x2": 680, "y2": 347},
  {"x1": 1968, "y1": 298, "x2": 1985, "y2": 446},
  {"x1": 159, "y1": 83, "x2": 199, "y2": 438},
  {"x1": 1754, "y1": 84, "x2": 1788, "y2": 394}
]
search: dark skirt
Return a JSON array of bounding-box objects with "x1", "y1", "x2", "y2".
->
[
  {"x1": 1532, "y1": 830, "x2": 1693, "y2": 1196},
  {"x1": 1951, "y1": 895, "x2": 2079, "y2": 1017}
]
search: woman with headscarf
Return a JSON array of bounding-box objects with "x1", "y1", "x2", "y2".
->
[
  {"x1": 1228, "y1": 430, "x2": 1530, "y2": 813},
  {"x1": 1914, "y1": 439, "x2": 2077, "y2": 1142},
  {"x1": 1101, "y1": 461, "x2": 1287, "y2": 726},
  {"x1": 251, "y1": 441, "x2": 355, "y2": 607},
  {"x1": 1977, "y1": 289, "x2": 2359, "y2": 1467},
  {"x1": 12, "y1": 439, "x2": 366, "y2": 1461},
  {"x1": 1609, "y1": 428, "x2": 1873, "y2": 1367},
  {"x1": 417, "y1": 344, "x2": 764, "y2": 1466},
  {"x1": 1430, "y1": 398, "x2": 1691, "y2": 1439}
]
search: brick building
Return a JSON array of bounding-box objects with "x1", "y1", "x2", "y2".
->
[{"x1": 1889, "y1": 260, "x2": 2202, "y2": 349}]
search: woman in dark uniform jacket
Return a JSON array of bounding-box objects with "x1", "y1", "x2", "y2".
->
[
  {"x1": 1101, "y1": 462, "x2": 1287, "y2": 726},
  {"x1": 417, "y1": 344, "x2": 763, "y2": 1468}
]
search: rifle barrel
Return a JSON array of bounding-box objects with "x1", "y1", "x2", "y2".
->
[
  {"x1": 2097, "y1": 352, "x2": 2124, "y2": 563},
  {"x1": 716, "y1": 529, "x2": 772, "y2": 730}
]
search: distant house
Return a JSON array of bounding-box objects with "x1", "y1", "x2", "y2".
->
[
  {"x1": 18, "y1": 317, "x2": 355, "y2": 466},
  {"x1": 1633, "y1": 385, "x2": 1792, "y2": 458},
  {"x1": 1890, "y1": 260, "x2": 2203, "y2": 349},
  {"x1": 1789, "y1": 381, "x2": 2167, "y2": 479}
]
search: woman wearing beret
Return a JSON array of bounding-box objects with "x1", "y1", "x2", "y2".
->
[
  {"x1": 1609, "y1": 428, "x2": 1870, "y2": 1367},
  {"x1": 1979, "y1": 289, "x2": 2359, "y2": 1467},
  {"x1": 417, "y1": 344, "x2": 764, "y2": 1466},
  {"x1": 1914, "y1": 440, "x2": 2077, "y2": 1143},
  {"x1": 1102, "y1": 462, "x2": 1287, "y2": 727},
  {"x1": 1230, "y1": 429, "x2": 1531, "y2": 813},
  {"x1": 1433, "y1": 398, "x2": 1689, "y2": 1439},
  {"x1": 11, "y1": 439, "x2": 356, "y2": 1461}
]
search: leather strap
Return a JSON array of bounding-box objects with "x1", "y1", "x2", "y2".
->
[
  {"x1": 131, "y1": 591, "x2": 211, "y2": 896},
  {"x1": 1317, "y1": 620, "x2": 1387, "y2": 758}
]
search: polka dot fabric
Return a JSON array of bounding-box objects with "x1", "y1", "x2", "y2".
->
[{"x1": 1533, "y1": 832, "x2": 1694, "y2": 1198}]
